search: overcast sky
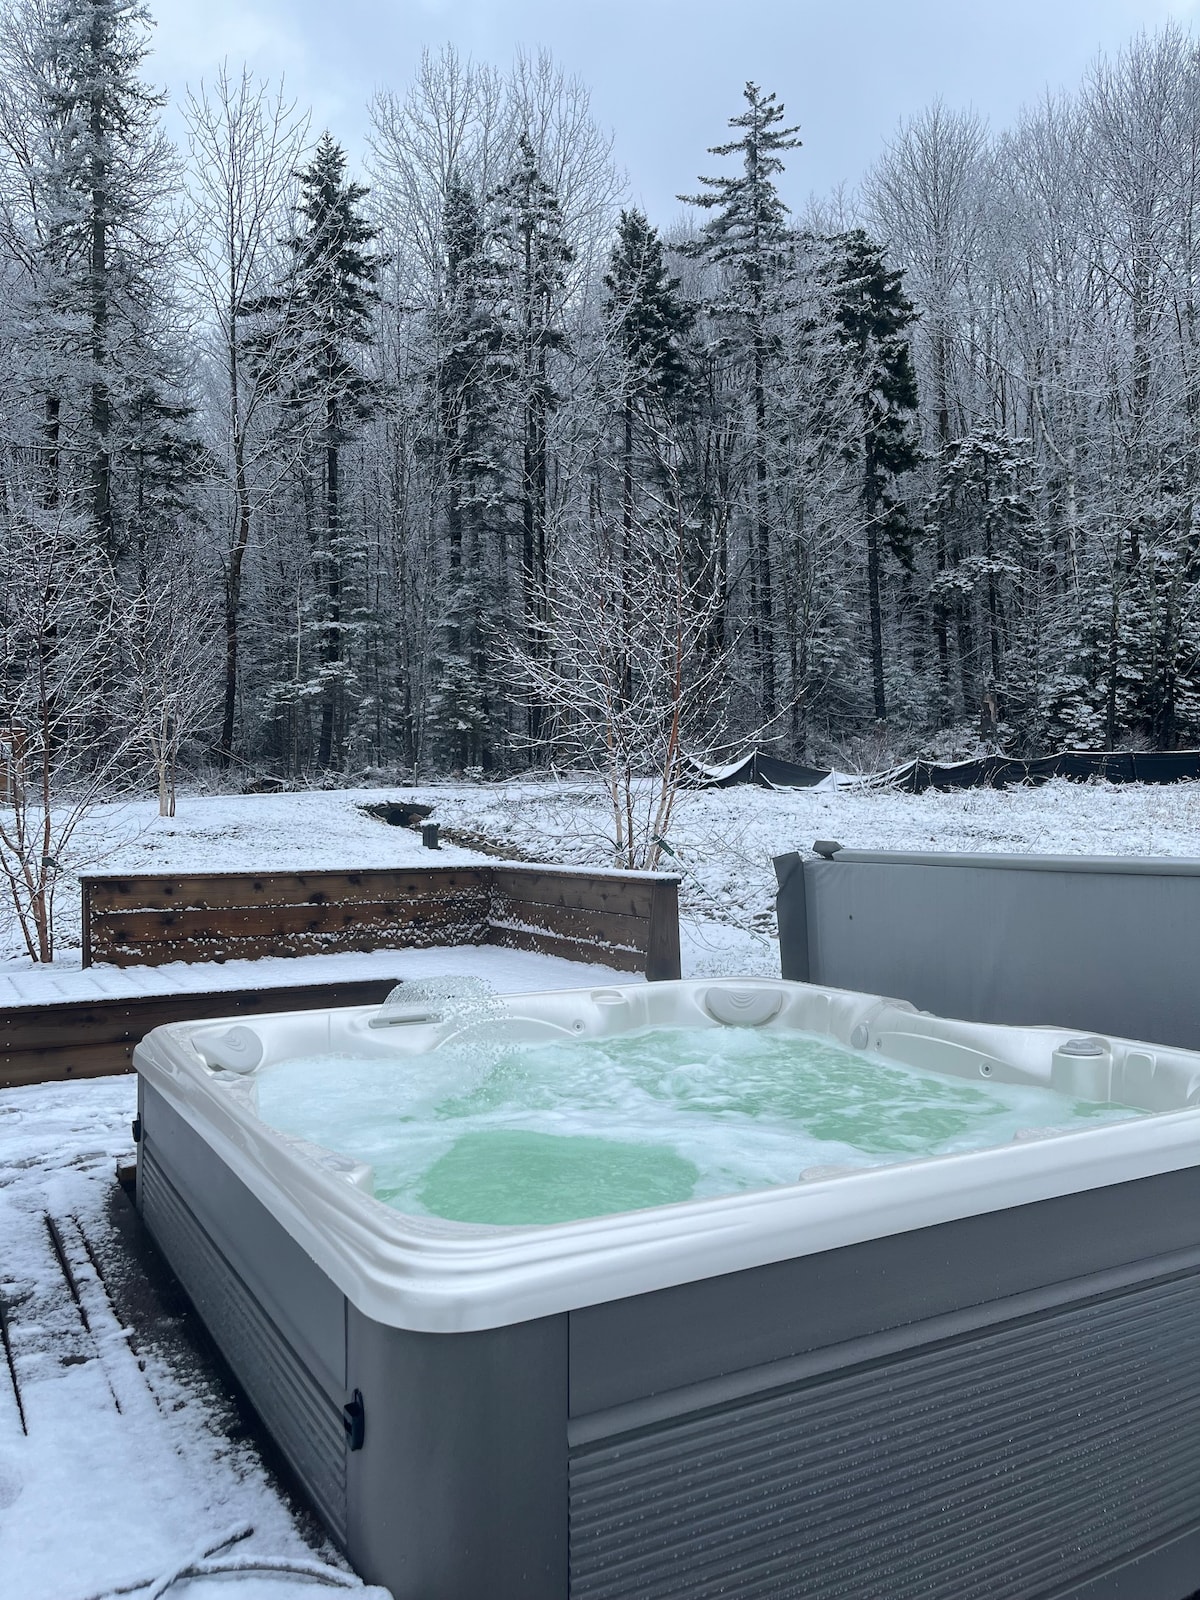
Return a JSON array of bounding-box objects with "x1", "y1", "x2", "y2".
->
[{"x1": 148, "y1": 0, "x2": 1199, "y2": 222}]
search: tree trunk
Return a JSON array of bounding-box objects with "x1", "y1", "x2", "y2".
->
[
  {"x1": 318, "y1": 390, "x2": 341, "y2": 770},
  {"x1": 865, "y1": 458, "x2": 886, "y2": 721},
  {"x1": 88, "y1": 24, "x2": 114, "y2": 558},
  {"x1": 752, "y1": 332, "x2": 775, "y2": 723},
  {"x1": 1105, "y1": 582, "x2": 1120, "y2": 751},
  {"x1": 932, "y1": 332, "x2": 952, "y2": 721},
  {"x1": 219, "y1": 443, "x2": 252, "y2": 768},
  {"x1": 522, "y1": 388, "x2": 540, "y2": 748},
  {"x1": 621, "y1": 398, "x2": 634, "y2": 706},
  {"x1": 42, "y1": 395, "x2": 61, "y2": 510}
]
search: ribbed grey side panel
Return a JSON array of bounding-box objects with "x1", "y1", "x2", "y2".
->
[
  {"x1": 569, "y1": 1270, "x2": 1200, "y2": 1600},
  {"x1": 140, "y1": 1147, "x2": 347, "y2": 1543}
]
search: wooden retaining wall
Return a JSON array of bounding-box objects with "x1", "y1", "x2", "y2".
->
[
  {"x1": 81, "y1": 868, "x2": 493, "y2": 967},
  {"x1": 0, "y1": 978, "x2": 400, "y2": 1091},
  {"x1": 80, "y1": 865, "x2": 682, "y2": 981},
  {"x1": 0, "y1": 864, "x2": 682, "y2": 1091},
  {"x1": 487, "y1": 868, "x2": 680, "y2": 979}
]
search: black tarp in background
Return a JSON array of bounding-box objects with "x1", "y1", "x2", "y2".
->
[
  {"x1": 686, "y1": 751, "x2": 832, "y2": 789},
  {"x1": 689, "y1": 747, "x2": 1200, "y2": 792},
  {"x1": 889, "y1": 749, "x2": 1200, "y2": 792}
]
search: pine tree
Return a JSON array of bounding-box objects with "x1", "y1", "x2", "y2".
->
[
  {"x1": 680, "y1": 83, "x2": 801, "y2": 723},
  {"x1": 1053, "y1": 517, "x2": 1200, "y2": 754},
  {"x1": 426, "y1": 170, "x2": 505, "y2": 769},
  {"x1": 928, "y1": 425, "x2": 1042, "y2": 743},
  {"x1": 601, "y1": 208, "x2": 694, "y2": 705},
  {"x1": 121, "y1": 372, "x2": 209, "y2": 576},
  {"x1": 488, "y1": 131, "x2": 574, "y2": 747},
  {"x1": 604, "y1": 210, "x2": 693, "y2": 405},
  {"x1": 0, "y1": 0, "x2": 199, "y2": 785},
  {"x1": 258, "y1": 132, "x2": 381, "y2": 769},
  {"x1": 827, "y1": 229, "x2": 920, "y2": 722},
  {"x1": 38, "y1": 0, "x2": 173, "y2": 558},
  {"x1": 603, "y1": 208, "x2": 693, "y2": 539}
]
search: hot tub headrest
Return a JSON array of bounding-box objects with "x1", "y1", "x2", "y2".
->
[
  {"x1": 703, "y1": 985, "x2": 784, "y2": 1027},
  {"x1": 194, "y1": 1024, "x2": 265, "y2": 1074}
]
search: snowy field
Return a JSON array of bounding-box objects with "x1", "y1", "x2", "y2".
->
[
  {"x1": 421, "y1": 774, "x2": 1200, "y2": 954},
  {"x1": 5, "y1": 774, "x2": 1200, "y2": 980}
]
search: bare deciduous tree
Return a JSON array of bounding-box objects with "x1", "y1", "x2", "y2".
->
[
  {"x1": 122, "y1": 557, "x2": 220, "y2": 816},
  {"x1": 506, "y1": 471, "x2": 733, "y2": 870},
  {"x1": 181, "y1": 66, "x2": 310, "y2": 766},
  {"x1": 0, "y1": 514, "x2": 137, "y2": 959}
]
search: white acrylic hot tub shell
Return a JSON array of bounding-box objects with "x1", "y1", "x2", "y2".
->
[{"x1": 132, "y1": 977, "x2": 1200, "y2": 1334}]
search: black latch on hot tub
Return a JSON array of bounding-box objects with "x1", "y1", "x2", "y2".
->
[{"x1": 343, "y1": 1389, "x2": 366, "y2": 1451}]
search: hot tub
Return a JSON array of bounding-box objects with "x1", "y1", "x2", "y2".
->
[{"x1": 132, "y1": 978, "x2": 1200, "y2": 1600}]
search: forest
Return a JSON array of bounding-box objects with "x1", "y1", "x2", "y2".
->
[{"x1": 3, "y1": 1, "x2": 1200, "y2": 795}]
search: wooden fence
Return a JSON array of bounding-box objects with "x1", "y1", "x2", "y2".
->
[
  {"x1": 79, "y1": 864, "x2": 681, "y2": 980},
  {"x1": 0, "y1": 978, "x2": 400, "y2": 1091},
  {"x1": 486, "y1": 867, "x2": 680, "y2": 977}
]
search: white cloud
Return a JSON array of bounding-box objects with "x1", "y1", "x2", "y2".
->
[{"x1": 148, "y1": 0, "x2": 311, "y2": 88}]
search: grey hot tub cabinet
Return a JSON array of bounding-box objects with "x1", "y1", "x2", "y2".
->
[{"x1": 137, "y1": 1076, "x2": 1200, "y2": 1600}]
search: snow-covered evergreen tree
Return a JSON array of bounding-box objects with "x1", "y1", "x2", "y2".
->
[
  {"x1": 928, "y1": 425, "x2": 1045, "y2": 745},
  {"x1": 680, "y1": 83, "x2": 802, "y2": 723},
  {"x1": 35, "y1": 0, "x2": 181, "y2": 558},
  {"x1": 425, "y1": 170, "x2": 505, "y2": 771},
  {"x1": 250, "y1": 132, "x2": 381, "y2": 770},
  {"x1": 488, "y1": 130, "x2": 574, "y2": 745},
  {"x1": 827, "y1": 228, "x2": 921, "y2": 722}
]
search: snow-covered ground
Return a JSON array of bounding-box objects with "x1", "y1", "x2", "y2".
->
[
  {"x1": 0, "y1": 945, "x2": 635, "y2": 1009},
  {"x1": 0, "y1": 1072, "x2": 389, "y2": 1600},
  {"x1": 8, "y1": 774, "x2": 1198, "y2": 981},
  {"x1": 419, "y1": 774, "x2": 1200, "y2": 938}
]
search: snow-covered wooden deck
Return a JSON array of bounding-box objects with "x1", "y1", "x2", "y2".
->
[{"x1": 0, "y1": 1072, "x2": 385, "y2": 1599}]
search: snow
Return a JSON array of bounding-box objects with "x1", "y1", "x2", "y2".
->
[
  {"x1": 0, "y1": 945, "x2": 636, "y2": 1009},
  {"x1": 405, "y1": 774, "x2": 1200, "y2": 976},
  {"x1": 0, "y1": 1075, "x2": 388, "y2": 1600},
  {"x1": 6, "y1": 775, "x2": 1200, "y2": 985}
]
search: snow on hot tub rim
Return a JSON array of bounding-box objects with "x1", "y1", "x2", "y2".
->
[{"x1": 132, "y1": 977, "x2": 1200, "y2": 1333}]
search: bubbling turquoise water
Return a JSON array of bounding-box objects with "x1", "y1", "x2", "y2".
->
[{"x1": 253, "y1": 1026, "x2": 1143, "y2": 1227}]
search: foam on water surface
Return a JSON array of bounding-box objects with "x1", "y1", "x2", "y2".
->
[{"x1": 253, "y1": 1025, "x2": 1144, "y2": 1226}]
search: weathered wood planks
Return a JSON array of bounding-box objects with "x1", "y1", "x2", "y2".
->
[
  {"x1": 0, "y1": 978, "x2": 401, "y2": 1090},
  {"x1": 89, "y1": 896, "x2": 492, "y2": 965},
  {"x1": 486, "y1": 870, "x2": 680, "y2": 981},
  {"x1": 489, "y1": 868, "x2": 657, "y2": 920},
  {"x1": 83, "y1": 867, "x2": 490, "y2": 912},
  {"x1": 78, "y1": 864, "x2": 683, "y2": 978}
]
